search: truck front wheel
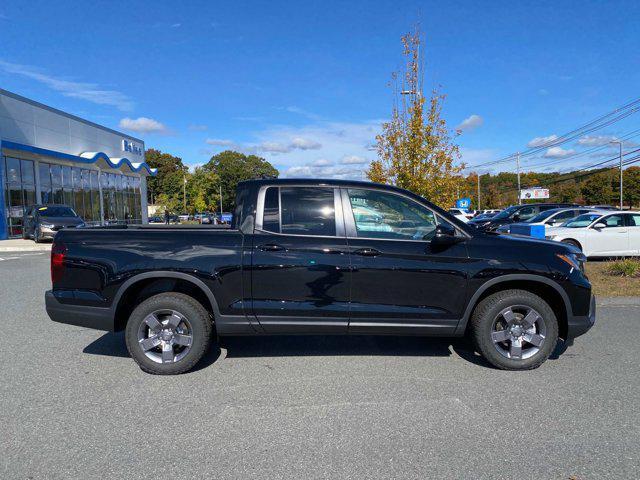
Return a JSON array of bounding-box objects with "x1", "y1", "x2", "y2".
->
[
  {"x1": 125, "y1": 292, "x2": 214, "y2": 375},
  {"x1": 470, "y1": 289, "x2": 559, "y2": 370}
]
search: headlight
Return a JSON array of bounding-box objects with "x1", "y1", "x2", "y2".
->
[{"x1": 556, "y1": 252, "x2": 586, "y2": 272}]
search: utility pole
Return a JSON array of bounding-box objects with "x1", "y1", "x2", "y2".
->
[
  {"x1": 477, "y1": 173, "x2": 481, "y2": 211},
  {"x1": 610, "y1": 141, "x2": 623, "y2": 209},
  {"x1": 516, "y1": 152, "x2": 521, "y2": 205},
  {"x1": 219, "y1": 185, "x2": 223, "y2": 217},
  {"x1": 183, "y1": 174, "x2": 187, "y2": 213}
]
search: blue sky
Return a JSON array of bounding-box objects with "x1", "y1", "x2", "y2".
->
[{"x1": 1, "y1": 0, "x2": 639, "y2": 178}]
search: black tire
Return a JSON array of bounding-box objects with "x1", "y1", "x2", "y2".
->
[
  {"x1": 470, "y1": 289, "x2": 559, "y2": 370},
  {"x1": 561, "y1": 239, "x2": 582, "y2": 251},
  {"x1": 125, "y1": 292, "x2": 214, "y2": 375}
]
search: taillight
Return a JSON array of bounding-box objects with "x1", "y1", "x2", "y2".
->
[{"x1": 51, "y1": 240, "x2": 67, "y2": 285}]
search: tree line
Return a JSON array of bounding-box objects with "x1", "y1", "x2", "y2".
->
[
  {"x1": 145, "y1": 149, "x2": 278, "y2": 214},
  {"x1": 462, "y1": 167, "x2": 640, "y2": 209}
]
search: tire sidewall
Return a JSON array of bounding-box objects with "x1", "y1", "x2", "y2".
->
[
  {"x1": 474, "y1": 292, "x2": 559, "y2": 370},
  {"x1": 125, "y1": 293, "x2": 212, "y2": 375}
]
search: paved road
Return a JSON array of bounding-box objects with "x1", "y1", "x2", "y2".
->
[{"x1": 1, "y1": 253, "x2": 638, "y2": 479}]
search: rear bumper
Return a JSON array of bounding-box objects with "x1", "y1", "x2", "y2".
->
[
  {"x1": 566, "y1": 294, "x2": 596, "y2": 339},
  {"x1": 45, "y1": 290, "x2": 114, "y2": 331}
]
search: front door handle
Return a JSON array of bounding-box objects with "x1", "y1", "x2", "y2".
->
[
  {"x1": 353, "y1": 247, "x2": 381, "y2": 257},
  {"x1": 258, "y1": 243, "x2": 285, "y2": 252}
]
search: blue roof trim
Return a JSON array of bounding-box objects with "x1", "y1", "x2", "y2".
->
[{"x1": 0, "y1": 140, "x2": 157, "y2": 176}]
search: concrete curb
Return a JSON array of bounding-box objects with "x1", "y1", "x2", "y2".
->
[{"x1": 598, "y1": 297, "x2": 640, "y2": 307}]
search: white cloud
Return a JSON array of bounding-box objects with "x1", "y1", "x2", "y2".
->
[
  {"x1": 189, "y1": 124, "x2": 208, "y2": 131},
  {"x1": 527, "y1": 134, "x2": 559, "y2": 148},
  {"x1": 171, "y1": 23, "x2": 182, "y2": 28},
  {"x1": 0, "y1": 60, "x2": 134, "y2": 111},
  {"x1": 119, "y1": 117, "x2": 167, "y2": 134},
  {"x1": 543, "y1": 146, "x2": 575, "y2": 158},
  {"x1": 340, "y1": 155, "x2": 368, "y2": 165},
  {"x1": 259, "y1": 141, "x2": 291, "y2": 153},
  {"x1": 284, "y1": 106, "x2": 322, "y2": 121},
  {"x1": 290, "y1": 137, "x2": 321, "y2": 150},
  {"x1": 206, "y1": 138, "x2": 236, "y2": 147},
  {"x1": 457, "y1": 114, "x2": 483, "y2": 131},
  {"x1": 577, "y1": 135, "x2": 619, "y2": 146},
  {"x1": 311, "y1": 158, "x2": 333, "y2": 167}
]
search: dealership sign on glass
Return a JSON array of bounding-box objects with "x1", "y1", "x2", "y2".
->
[{"x1": 520, "y1": 187, "x2": 549, "y2": 200}]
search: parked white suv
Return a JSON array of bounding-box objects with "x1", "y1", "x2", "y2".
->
[{"x1": 546, "y1": 211, "x2": 640, "y2": 257}]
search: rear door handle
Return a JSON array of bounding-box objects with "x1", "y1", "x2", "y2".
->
[
  {"x1": 258, "y1": 243, "x2": 286, "y2": 252},
  {"x1": 353, "y1": 248, "x2": 381, "y2": 257}
]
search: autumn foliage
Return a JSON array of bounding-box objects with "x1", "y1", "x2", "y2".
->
[{"x1": 367, "y1": 29, "x2": 465, "y2": 208}]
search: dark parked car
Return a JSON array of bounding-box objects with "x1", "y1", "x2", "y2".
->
[
  {"x1": 45, "y1": 179, "x2": 595, "y2": 374},
  {"x1": 468, "y1": 203, "x2": 579, "y2": 231},
  {"x1": 23, "y1": 204, "x2": 84, "y2": 242}
]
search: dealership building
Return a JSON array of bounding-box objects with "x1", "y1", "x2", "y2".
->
[{"x1": 0, "y1": 89, "x2": 156, "y2": 240}]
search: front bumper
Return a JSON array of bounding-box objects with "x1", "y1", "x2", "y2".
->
[
  {"x1": 566, "y1": 294, "x2": 596, "y2": 339},
  {"x1": 45, "y1": 290, "x2": 115, "y2": 331}
]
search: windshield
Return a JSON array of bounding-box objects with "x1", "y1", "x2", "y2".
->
[
  {"x1": 526, "y1": 209, "x2": 559, "y2": 223},
  {"x1": 492, "y1": 206, "x2": 519, "y2": 220},
  {"x1": 38, "y1": 206, "x2": 77, "y2": 217},
  {"x1": 563, "y1": 213, "x2": 601, "y2": 228}
]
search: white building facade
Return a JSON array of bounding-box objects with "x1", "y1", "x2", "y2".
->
[{"x1": 0, "y1": 89, "x2": 156, "y2": 239}]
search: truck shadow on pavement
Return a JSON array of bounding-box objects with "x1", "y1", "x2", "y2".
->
[{"x1": 83, "y1": 332, "x2": 571, "y2": 370}]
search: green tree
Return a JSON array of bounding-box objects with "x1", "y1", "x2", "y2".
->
[
  {"x1": 187, "y1": 166, "x2": 220, "y2": 212},
  {"x1": 367, "y1": 29, "x2": 465, "y2": 208},
  {"x1": 145, "y1": 149, "x2": 188, "y2": 205},
  {"x1": 623, "y1": 167, "x2": 640, "y2": 208},
  {"x1": 581, "y1": 171, "x2": 615, "y2": 205},
  {"x1": 204, "y1": 150, "x2": 278, "y2": 211}
]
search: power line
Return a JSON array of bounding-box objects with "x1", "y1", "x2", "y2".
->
[{"x1": 465, "y1": 97, "x2": 640, "y2": 171}]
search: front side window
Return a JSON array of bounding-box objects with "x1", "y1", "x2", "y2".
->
[
  {"x1": 628, "y1": 214, "x2": 640, "y2": 227},
  {"x1": 601, "y1": 214, "x2": 624, "y2": 228},
  {"x1": 516, "y1": 206, "x2": 537, "y2": 221},
  {"x1": 261, "y1": 187, "x2": 336, "y2": 236},
  {"x1": 347, "y1": 189, "x2": 438, "y2": 240}
]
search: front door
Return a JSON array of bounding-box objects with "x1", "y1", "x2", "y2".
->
[
  {"x1": 589, "y1": 214, "x2": 629, "y2": 255},
  {"x1": 250, "y1": 185, "x2": 350, "y2": 333},
  {"x1": 341, "y1": 187, "x2": 469, "y2": 335}
]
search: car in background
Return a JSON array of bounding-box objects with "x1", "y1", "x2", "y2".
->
[
  {"x1": 178, "y1": 214, "x2": 190, "y2": 222},
  {"x1": 472, "y1": 211, "x2": 500, "y2": 221},
  {"x1": 448, "y1": 208, "x2": 473, "y2": 223},
  {"x1": 546, "y1": 211, "x2": 640, "y2": 257},
  {"x1": 22, "y1": 204, "x2": 84, "y2": 242},
  {"x1": 496, "y1": 207, "x2": 601, "y2": 234},
  {"x1": 148, "y1": 216, "x2": 164, "y2": 224},
  {"x1": 217, "y1": 212, "x2": 233, "y2": 224},
  {"x1": 468, "y1": 203, "x2": 578, "y2": 231},
  {"x1": 474, "y1": 209, "x2": 501, "y2": 217}
]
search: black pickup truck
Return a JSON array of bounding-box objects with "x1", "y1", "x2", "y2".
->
[{"x1": 46, "y1": 179, "x2": 595, "y2": 374}]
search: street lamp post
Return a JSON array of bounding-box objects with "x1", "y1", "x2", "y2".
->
[{"x1": 610, "y1": 141, "x2": 623, "y2": 209}]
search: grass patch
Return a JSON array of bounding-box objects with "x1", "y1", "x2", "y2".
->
[
  {"x1": 585, "y1": 259, "x2": 640, "y2": 297},
  {"x1": 605, "y1": 258, "x2": 640, "y2": 277}
]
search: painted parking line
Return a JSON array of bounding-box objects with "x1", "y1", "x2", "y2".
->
[{"x1": 0, "y1": 252, "x2": 46, "y2": 261}]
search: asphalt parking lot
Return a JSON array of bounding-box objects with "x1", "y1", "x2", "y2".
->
[{"x1": 1, "y1": 253, "x2": 639, "y2": 479}]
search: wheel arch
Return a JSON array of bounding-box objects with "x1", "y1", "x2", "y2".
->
[
  {"x1": 561, "y1": 238, "x2": 583, "y2": 251},
  {"x1": 112, "y1": 272, "x2": 220, "y2": 331},
  {"x1": 456, "y1": 274, "x2": 572, "y2": 340}
]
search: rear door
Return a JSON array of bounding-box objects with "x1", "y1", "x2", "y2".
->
[
  {"x1": 250, "y1": 185, "x2": 351, "y2": 333},
  {"x1": 625, "y1": 214, "x2": 640, "y2": 255},
  {"x1": 341, "y1": 187, "x2": 469, "y2": 335}
]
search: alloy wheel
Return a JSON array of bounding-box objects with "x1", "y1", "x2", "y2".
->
[
  {"x1": 490, "y1": 305, "x2": 547, "y2": 360},
  {"x1": 136, "y1": 309, "x2": 193, "y2": 364}
]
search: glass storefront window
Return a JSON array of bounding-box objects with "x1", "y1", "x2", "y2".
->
[
  {"x1": 62, "y1": 166, "x2": 72, "y2": 189},
  {"x1": 21, "y1": 160, "x2": 35, "y2": 185},
  {"x1": 50, "y1": 165, "x2": 62, "y2": 186},
  {"x1": 6, "y1": 158, "x2": 21, "y2": 184}
]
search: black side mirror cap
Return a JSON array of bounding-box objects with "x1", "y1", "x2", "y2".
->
[{"x1": 430, "y1": 224, "x2": 463, "y2": 246}]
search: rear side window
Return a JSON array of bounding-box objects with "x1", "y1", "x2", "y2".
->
[{"x1": 261, "y1": 186, "x2": 336, "y2": 236}]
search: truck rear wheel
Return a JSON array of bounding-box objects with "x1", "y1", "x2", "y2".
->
[
  {"x1": 125, "y1": 292, "x2": 213, "y2": 375},
  {"x1": 470, "y1": 289, "x2": 558, "y2": 370}
]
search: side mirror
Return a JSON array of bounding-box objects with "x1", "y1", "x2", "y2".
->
[
  {"x1": 593, "y1": 222, "x2": 606, "y2": 230},
  {"x1": 430, "y1": 224, "x2": 460, "y2": 246}
]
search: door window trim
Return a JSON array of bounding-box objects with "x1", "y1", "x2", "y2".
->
[
  {"x1": 339, "y1": 187, "x2": 469, "y2": 242},
  {"x1": 254, "y1": 184, "x2": 345, "y2": 238}
]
